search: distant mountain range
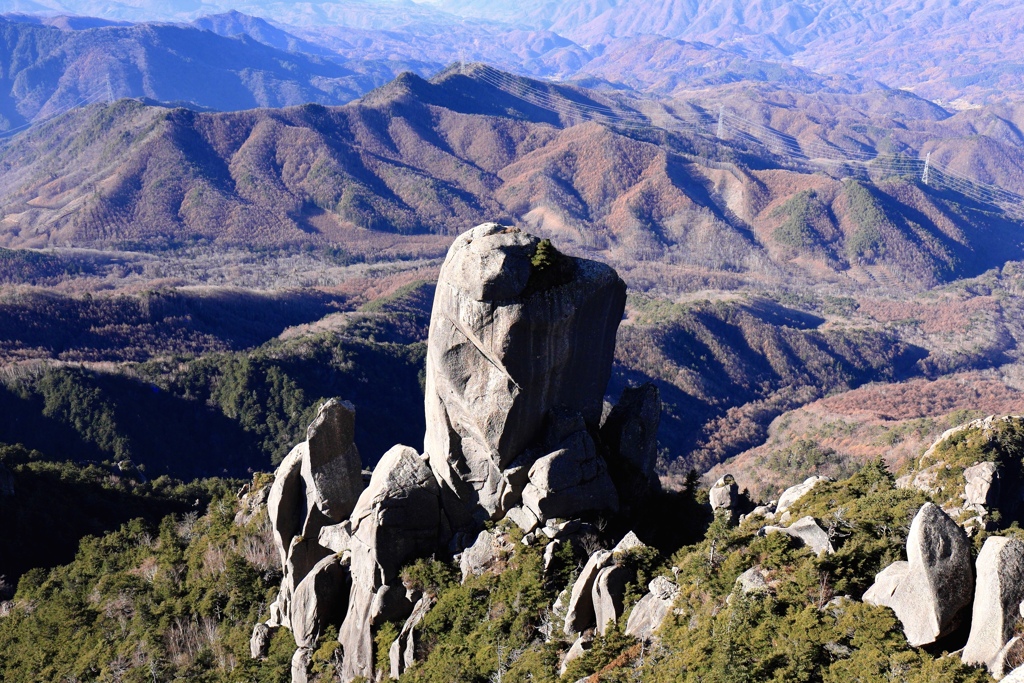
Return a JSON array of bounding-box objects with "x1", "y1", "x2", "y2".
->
[
  {"x1": 1, "y1": 0, "x2": 1021, "y2": 105},
  {"x1": 0, "y1": 14, "x2": 434, "y2": 133},
  {"x1": 2, "y1": 65, "x2": 1023, "y2": 291}
]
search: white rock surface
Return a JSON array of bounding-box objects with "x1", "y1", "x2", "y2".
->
[
  {"x1": 625, "y1": 576, "x2": 679, "y2": 641},
  {"x1": 775, "y1": 476, "x2": 829, "y2": 517},
  {"x1": 963, "y1": 536, "x2": 1024, "y2": 675},
  {"x1": 863, "y1": 503, "x2": 973, "y2": 647}
]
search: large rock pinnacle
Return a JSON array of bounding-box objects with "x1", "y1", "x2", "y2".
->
[{"x1": 424, "y1": 223, "x2": 626, "y2": 522}]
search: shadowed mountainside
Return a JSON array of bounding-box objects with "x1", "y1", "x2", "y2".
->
[{"x1": 2, "y1": 67, "x2": 1024, "y2": 291}]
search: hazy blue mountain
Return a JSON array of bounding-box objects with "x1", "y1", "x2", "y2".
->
[
  {"x1": 0, "y1": 14, "x2": 421, "y2": 132},
  {"x1": 190, "y1": 9, "x2": 334, "y2": 55},
  {"x1": 3, "y1": 1, "x2": 1022, "y2": 102}
]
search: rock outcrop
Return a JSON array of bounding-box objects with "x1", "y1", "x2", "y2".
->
[
  {"x1": 423, "y1": 223, "x2": 626, "y2": 524},
  {"x1": 775, "y1": 476, "x2": 829, "y2": 518},
  {"x1": 736, "y1": 566, "x2": 770, "y2": 595},
  {"x1": 761, "y1": 516, "x2": 834, "y2": 555},
  {"x1": 963, "y1": 536, "x2": 1024, "y2": 675},
  {"x1": 520, "y1": 409, "x2": 619, "y2": 520},
  {"x1": 338, "y1": 445, "x2": 441, "y2": 682},
  {"x1": 564, "y1": 532, "x2": 647, "y2": 636},
  {"x1": 250, "y1": 622, "x2": 272, "y2": 660},
  {"x1": 389, "y1": 594, "x2": 436, "y2": 679},
  {"x1": 291, "y1": 555, "x2": 350, "y2": 649},
  {"x1": 564, "y1": 549, "x2": 613, "y2": 635},
  {"x1": 302, "y1": 399, "x2": 364, "y2": 524},
  {"x1": 625, "y1": 576, "x2": 679, "y2": 641},
  {"x1": 709, "y1": 475, "x2": 738, "y2": 514},
  {"x1": 460, "y1": 528, "x2": 512, "y2": 582},
  {"x1": 253, "y1": 225, "x2": 644, "y2": 682},
  {"x1": 593, "y1": 564, "x2": 630, "y2": 636},
  {"x1": 863, "y1": 503, "x2": 973, "y2": 647},
  {"x1": 963, "y1": 461, "x2": 1000, "y2": 510},
  {"x1": 264, "y1": 400, "x2": 364, "y2": 633}
]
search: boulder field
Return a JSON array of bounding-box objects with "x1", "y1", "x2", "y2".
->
[{"x1": 250, "y1": 223, "x2": 1024, "y2": 682}]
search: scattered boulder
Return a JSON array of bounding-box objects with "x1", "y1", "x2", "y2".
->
[
  {"x1": 593, "y1": 565, "x2": 630, "y2": 636},
  {"x1": 250, "y1": 622, "x2": 272, "y2": 660},
  {"x1": 338, "y1": 445, "x2": 441, "y2": 682},
  {"x1": 963, "y1": 461, "x2": 1000, "y2": 510},
  {"x1": 460, "y1": 529, "x2": 511, "y2": 582},
  {"x1": 504, "y1": 505, "x2": 540, "y2": 534},
  {"x1": 302, "y1": 399, "x2": 364, "y2": 524},
  {"x1": 600, "y1": 382, "x2": 662, "y2": 493},
  {"x1": 564, "y1": 549, "x2": 614, "y2": 635},
  {"x1": 424, "y1": 223, "x2": 626, "y2": 523},
  {"x1": 389, "y1": 594, "x2": 436, "y2": 679},
  {"x1": 863, "y1": 503, "x2": 973, "y2": 647},
  {"x1": 709, "y1": 475, "x2": 738, "y2": 514},
  {"x1": 761, "y1": 516, "x2": 834, "y2": 555},
  {"x1": 613, "y1": 531, "x2": 645, "y2": 553},
  {"x1": 290, "y1": 554, "x2": 350, "y2": 649},
  {"x1": 895, "y1": 463, "x2": 943, "y2": 496},
  {"x1": 234, "y1": 484, "x2": 269, "y2": 526},
  {"x1": 736, "y1": 566, "x2": 770, "y2": 595},
  {"x1": 775, "y1": 476, "x2": 829, "y2": 517},
  {"x1": 625, "y1": 576, "x2": 679, "y2": 641},
  {"x1": 963, "y1": 536, "x2": 1024, "y2": 674}
]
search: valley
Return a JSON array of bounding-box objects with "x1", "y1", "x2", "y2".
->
[{"x1": 1, "y1": 4, "x2": 1024, "y2": 681}]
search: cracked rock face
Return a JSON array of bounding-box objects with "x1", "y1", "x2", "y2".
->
[{"x1": 424, "y1": 223, "x2": 626, "y2": 524}]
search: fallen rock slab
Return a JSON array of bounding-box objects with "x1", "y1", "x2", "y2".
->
[
  {"x1": 761, "y1": 516, "x2": 834, "y2": 555},
  {"x1": 564, "y1": 549, "x2": 613, "y2": 635},
  {"x1": 290, "y1": 554, "x2": 350, "y2": 649},
  {"x1": 593, "y1": 564, "x2": 630, "y2": 636},
  {"x1": 775, "y1": 476, "x2": 829, "y2": 517},
  {"x1": 389, "y1": 594, "x2": 436, "y2": 679},
  {"x1": 625, "y1": 576, "x2": 679, "y2": 641}
]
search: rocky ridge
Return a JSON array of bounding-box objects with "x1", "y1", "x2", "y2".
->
[
  {"x1": 250, "y1": 223, "x2": 1024, "y2": 682},
  {"x1": 253, "y1": 224, "x2": 658, "y2": 682}
]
